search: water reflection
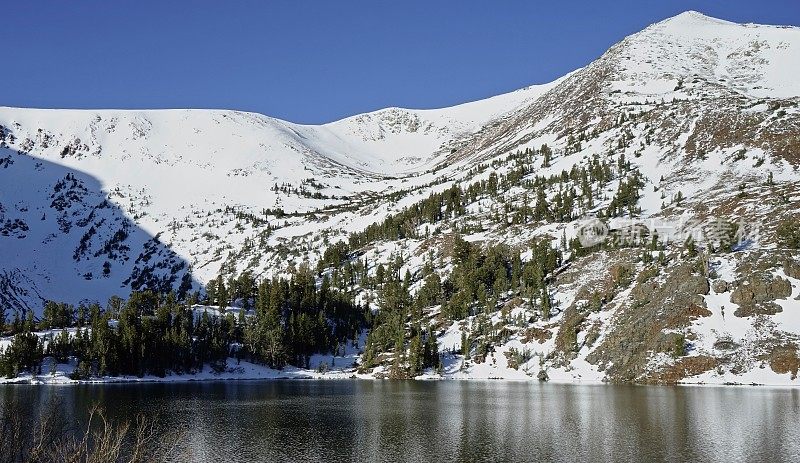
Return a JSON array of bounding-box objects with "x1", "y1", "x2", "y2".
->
[{"x1": 1, "y1": 381, "x2": 798, "y2": 462}]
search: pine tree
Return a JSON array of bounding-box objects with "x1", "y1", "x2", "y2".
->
[
  {"x1": 217, "y1": 276, "x2": 229, "y2": 309},
  {"x1": 540, "y1": 144, "x2": 552, "y2": 168},
  {"x1": 8, "y1": 311, "x2": 21, "y2": 335},
  {"x1": 178, "y1": 271, "x2": 194, "y2": 300},
  {"x1": 408, "y1": 333, "x2": 423, "y2": 377},
  {"x1": 23, "y1": 311, "x2": 35, "y2": 332},
  {"x1": 540, "y1": 285, "x2": 551, "y2": 320},
  {"x1": 534, "y1": 184, "x2": 551, "y2": 221},
  {"x1": 390, "y1": 331, "x2": 406, "y2": 378},
  {"x1": 423, "y1": 325, "x2": 439, "y2": 369}
]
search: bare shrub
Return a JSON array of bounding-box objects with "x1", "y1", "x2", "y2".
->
[{"x1": 0, "y1": 399, "x2": 181, "y2": 463}]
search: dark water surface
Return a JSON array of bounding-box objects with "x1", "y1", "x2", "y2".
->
[{"x1": 2, "y1": 380, "x2": 799, "y2": 462}]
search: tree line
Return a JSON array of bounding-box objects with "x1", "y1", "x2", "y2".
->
[{"x1": 0, "y1": 265, "x2": 366, "y2": 379}]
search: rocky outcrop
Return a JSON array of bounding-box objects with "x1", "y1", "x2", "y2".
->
[
  {"x1": 766, "y1": 344, "x2": 800, "y2": 380},
  {"x1": 731, "y1": 274, "x2": 792, "y2": 317},
  {"x1": 646, "y1": 356, "x2": 720, "y2": 384},
  {"x1": 711, "y1": 279, "x2": 729, "y2": 294},
  {"x1": 585, "y1": 258, "x2": 711, "y2": 383},
  {"x1": 784, "y1": 259, "x2": 800, "y2": 280}
]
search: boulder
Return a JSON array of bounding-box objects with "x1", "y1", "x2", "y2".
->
[
  {"x1": 711, "y1": 279, "x2": 729, "y2": 294},
  {"x1": 733, "y1": 302, "x2": 783, "y2": 317},
  {"x1": 731, "y1": 275, "x2": 792, "y2": 306}
]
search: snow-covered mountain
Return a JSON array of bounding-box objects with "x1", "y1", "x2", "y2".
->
[
  {"x1": 1, "y1": 11, "x2": 799, "y2": 384},
  {"x1": 0, "y1": 68, "x2": 559, "y2": 310}
]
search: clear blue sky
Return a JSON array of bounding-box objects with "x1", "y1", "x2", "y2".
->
[{"x1": 2, "y1": 1, "x2": 798, "y2": 124}]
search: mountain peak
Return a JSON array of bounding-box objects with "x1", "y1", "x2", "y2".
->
[
  {"x1": 657, "y1": 10, "x2": 734, "y2": 27},
  {"x1": 666, "y1": 10, "x2": 721, "y2": 21},
  {"x1": 600, "y1": 9, "x2": 800, "y2": 99}
]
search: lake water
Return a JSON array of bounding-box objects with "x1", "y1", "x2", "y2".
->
[{"x1": 2, "y1": 381, "x2": 799, "y2": 462}]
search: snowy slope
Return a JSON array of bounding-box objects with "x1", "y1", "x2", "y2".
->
[
  {"x1": 613, "y1": 11, "x2": 800, "y2": 99},
  {"x1": 1, "y1": 10, "x2": 799, "y2": 319},
  {"x1": 317, "y1": 80, "x2": 561, "y2": 173},
  {"x1": 0, "y1": 78, "x2": 560, "y2": 312},
  {"x1": 2, "y1": 11, "x2": 800, "y2": 385},
  {"x1": 0, "y1": 78, "x2": 558, "y2": 180}
]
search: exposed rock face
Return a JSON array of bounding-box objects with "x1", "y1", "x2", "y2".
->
[
  {"x1": 646, "y1": 356, "x2": 720, "y2": 384},
  {"x1": 586, "y1": 260, "x2": 711, "y2": 383},
  {"x1": 731, "y1": 274, "x2": 792, "y2": 317},
  {"x1": 554, "y1": 307, "x2": 587, "y2": 364},
  {"x1": 784, "y1": 259, "x2": 800, "y2": 280},
  {"x1": 547, "y1": 249, "x2": 800, "y2": 385},
  {"x1": 766, "y1": 344, "x2": 800, "y2": 380},
  {"x1": 551, "y1": 250, "x2": 638, "y2": 367}
]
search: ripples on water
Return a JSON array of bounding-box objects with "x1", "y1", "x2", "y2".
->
[{"x1": 2, "y1": 381, "x2": 799, "y2": 462}]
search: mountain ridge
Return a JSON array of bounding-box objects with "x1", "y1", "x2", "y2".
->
[
  {"x1": 2, "y1": 10, "x2": 798, "y2": 302},
  {"x1": 1, "y1": 11, "x2": 799, "y2": 385}
]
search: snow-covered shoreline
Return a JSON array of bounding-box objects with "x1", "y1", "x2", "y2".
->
[{"x1": 2, "y1": 357, "x2": 797, "y2": 387}]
